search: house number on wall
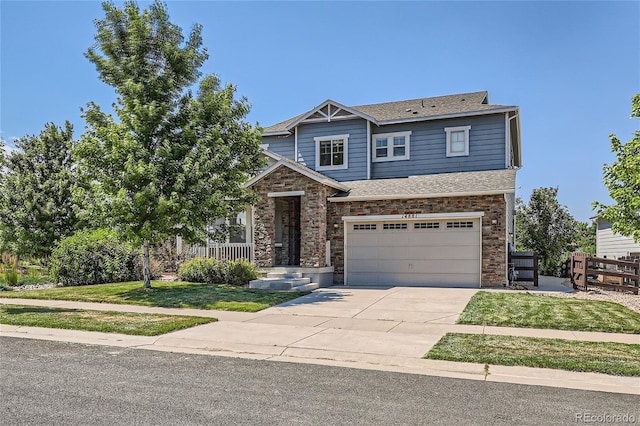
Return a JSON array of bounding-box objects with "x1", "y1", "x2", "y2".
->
[{"x1": 401, "y1": 214, "x2": 418, "y2": 219}]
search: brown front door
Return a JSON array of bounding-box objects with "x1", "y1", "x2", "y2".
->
[
  {"x1": 275, "y1": 196, "x2": 301, "y2": 266},
  {"x1": 288, "y1": 196, "x2": 301, "y2": 265}
]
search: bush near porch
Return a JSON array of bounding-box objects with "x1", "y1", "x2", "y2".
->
[{"x1": 178, "y1": 258, "x2": 258, "y2": 286}]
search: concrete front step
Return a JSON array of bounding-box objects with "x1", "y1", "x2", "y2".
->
[
  {"x1": 249, "y1": 277, "x2": 317, "y2": 292},
  {"x1": 292, "y1": 282, "x2": 320, "y2": 292},
  {"x1": 266, "y1": 272, "x2": 303, "y2": 279}
]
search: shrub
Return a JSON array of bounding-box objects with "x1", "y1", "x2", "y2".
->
[
  {"x1": 49, "y1": 229, "x2": 142, "y2": 286},
  {"x1": 178, "y1": 258, "x2": 258, "y2": 286},
  {"x1": 177, "y1": 258, "x2": 222, "y2": 284},
  {"x1": 224, "y1": 258, "x2": 258, "y2": 286}
]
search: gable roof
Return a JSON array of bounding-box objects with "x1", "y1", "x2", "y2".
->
[
  {"x1": 263, "y1": 91, "x2": 517, "y2": 135},
  {"x1": 329, "y1": 169, "x2": 516, "y2": 202},
  {"x1": 283, "y1": 99, "x2": 377, "y2": 132},
  {"x1": 245, "y1": 151, "x2": 349, "y2": 191}
]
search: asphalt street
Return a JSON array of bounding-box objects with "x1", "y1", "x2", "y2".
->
[{"x1": 1, "y1": 337, "x2": 638, "y2": 425}]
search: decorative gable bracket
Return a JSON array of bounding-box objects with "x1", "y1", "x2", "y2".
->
[{"x1": 285, "y1": 99, "x2": 377, "y2": 131}]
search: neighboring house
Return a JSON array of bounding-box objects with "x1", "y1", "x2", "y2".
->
[
  {"x1": 190, "y1": 91, "x2": 521, "y2": 288},
  {"x1": 595, "y1": 217, "x2": 640, "y2": 259}
]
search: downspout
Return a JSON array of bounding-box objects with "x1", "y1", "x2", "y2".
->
[
  {"x1": 479, "y1": 215, "x2": 483, "y2": 288},
  {"x1": 504, "y1": 193, "x2": 510, "y2": 286},
  {"x1": 508, "y1": 113, "x2": 519, "y2": 168},
  {"x1": 294, "y1": 126, "x2": 298, "y2": 162},
  {"x1": 366, "y1": 121, "x2": 371, "y2": 180},
  {"x1": 504, "y1": 113, "x2": 510, "y2": 168}
]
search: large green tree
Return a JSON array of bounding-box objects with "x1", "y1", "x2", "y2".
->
[
  {"x1": 516, "y1": 187, "x2": 577, "y2": 275},
  {"x1": 75, "y1": 1, "x2": 264, "y2": 288},
  {"x1": 573, "y1": 221, "x2": 596, "y2": 255},
  {"x1": 594, "y1": 94, "x2": 640, "y2": 242},
  {"x1": 0, "y1": 122, "x2": 79, "y2": 259}
]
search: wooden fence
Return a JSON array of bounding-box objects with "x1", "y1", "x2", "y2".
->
[
  {"x1": 508, "y1": 251, "x2": 539, "y2": 287},
  {"x1": 571, "y1": 253, "x2": 639, "y2": 294}
]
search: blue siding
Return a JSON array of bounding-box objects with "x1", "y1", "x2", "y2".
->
[
  {"x1": 262, "y1": 135, "x2": 295, "y2": 159},
  {"x1": 371, "y1": 114, "x2": 506, "y2": 179},
  {"x1": 262, "y1": 113, "x2": 506, "y2": 182},
  {"x1": 296, "y1": 119, "x2": 368, "y2": 181}
]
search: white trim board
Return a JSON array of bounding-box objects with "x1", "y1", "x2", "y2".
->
[
  {"x1": 268, "y1": 191, "x2": 305, "y2": 197},
  {"x1": 329, "y1": 190, "x2": 514, "y2": 202},
  {"x1": 342, "y1": 212, "x2": 485, "y2": 222}
]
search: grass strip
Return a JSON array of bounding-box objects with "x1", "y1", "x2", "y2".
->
[
  {"x1": 1, "y1": 281, "x2": 306, "y2": 312},
  {"x1": 425, "y1": 333, "x2": 640, "y2": 376},
  {"x1": 458, "y1": 291, "x2": 640, "y2": 334},
  {"x1": 0, "y1": 304, "x2": 216, "y2": 336}
]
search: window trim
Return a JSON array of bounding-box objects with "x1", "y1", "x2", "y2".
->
[
  {"x1": 314, "y1": 133, "x2": 349, "y2": 171},
  {"x1": 445, "y1": 125, "x2": 471, "y2": 157},
  {"x1": 372, "y1": 131, "x2": 411, "y2": 162}
]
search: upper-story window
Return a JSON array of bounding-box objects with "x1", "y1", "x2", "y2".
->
[
  {"x1": 445, "y1": 126, "x2": 471, "y2": 157},
  {"x1": 372, "y1": 131, "x2": 411, "y2": 162},
  {"x1": 314, "y1": 134, "x2": 349, "y2": 171}
]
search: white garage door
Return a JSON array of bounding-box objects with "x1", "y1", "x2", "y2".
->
[{"x1": 345, "y1": 218, "x2": 481, "y2": 287}]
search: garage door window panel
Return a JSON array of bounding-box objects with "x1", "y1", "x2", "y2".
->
[
  {"x1": 383, "y1": 223, "x2": 408, "y2": 230},
  {"x1": 353, "y1": 224, "x2": 377, "y2": 230},
  {"x1": 414, "y1": 222, "x2": 440, "y2": 229},
  {"x1": 447, "y1": 221, "x2": 474, "y2": 228}
]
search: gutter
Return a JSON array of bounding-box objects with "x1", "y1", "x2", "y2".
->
[
  {"x1": 377, "y1": 106, "x2": 518, "y2": 126},
  {"x1": 328, "y1": 189, "x2": 515, "y2": 202}
]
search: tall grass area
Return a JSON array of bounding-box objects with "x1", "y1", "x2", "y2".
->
[{"x1": 0, "y1": 255, "x2": 50, "y2": 289}]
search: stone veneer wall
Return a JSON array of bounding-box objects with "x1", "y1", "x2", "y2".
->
[
  {"x1": 327, "y1": 194, "x2": 507, "y2": 287},
  {"x1": 252, "y1": 166, "x2": 330, "y2": 268}
]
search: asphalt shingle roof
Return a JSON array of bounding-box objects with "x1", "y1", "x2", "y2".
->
[
  {"x1": 331, "y1": 169, "x2": 516, "y2": 201},
  {"x1": 264, "y1": 91, "x2": 516, "y2": 134}
]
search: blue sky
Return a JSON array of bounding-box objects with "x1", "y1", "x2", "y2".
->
[{"x1": 1, "y1": 1, "x2": 638, "y2": 222}]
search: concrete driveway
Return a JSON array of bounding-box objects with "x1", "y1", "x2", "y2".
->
[
  {"x1": 153, "y1": 286, "x2": 480, "y2": 361},
  {"x1": 262, "y1": 286, "x2": 477, "y2": 324}
]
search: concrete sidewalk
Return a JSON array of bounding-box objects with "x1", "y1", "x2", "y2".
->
[{"x1": 1, "y1": 287, "x2": 639, "y2": 395}]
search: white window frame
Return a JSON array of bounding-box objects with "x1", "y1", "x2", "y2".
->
[
  {"x1": 314, "y1": 134, "x2": 349, "y2": 171},
  {"x1": 372, "y1": 131, "x2": 411, "y2": 162},
  {"x1": 445, "y1": 125, "x2": 471, "y2": 157}
]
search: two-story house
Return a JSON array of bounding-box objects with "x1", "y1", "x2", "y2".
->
[{"x1": 192, "y1": 91, "x2": 521, "y2": 289}]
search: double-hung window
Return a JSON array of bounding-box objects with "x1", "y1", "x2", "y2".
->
[
  {"x1": 372, "y1": 131, "x2": 411, "y2": 162},
  {"x1": 445, "y1": 125, "x2": 471, "y2": 157},
  {"x1": 315, "y1": 134, "x2": 349, "y2": 171}
]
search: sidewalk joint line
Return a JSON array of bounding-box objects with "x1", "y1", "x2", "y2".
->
[
  {"x1": 353, "y1": 290, "x2": 397, "y2": 319},
  {"x1": 286, "y1": 327, "x2": 328, "y2": 347},
  {"x1": 386, "y1": 321, "x2": 403, "y2": 333}
]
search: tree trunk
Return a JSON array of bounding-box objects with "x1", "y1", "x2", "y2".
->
[{"x1": 142, "y1": 239, "x2": 152, "y2": 289}]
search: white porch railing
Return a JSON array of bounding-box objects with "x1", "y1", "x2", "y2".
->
[{"x1": 186, "y1": 243, "x2": 253, "y2": 262}]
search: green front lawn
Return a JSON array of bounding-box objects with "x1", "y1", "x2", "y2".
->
[
  {"x1": 0, "y1": 304, "x2": 216, "y2": 336},
  {"x1": 1, "y1": 281, "x2": 306, "y2": 312},
  {"x1": 426, "y1": 333, "x2": 640, "y2": 376},
  {"x1": 458, "y1": 291, "x2": 640, "y2": 334}
]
